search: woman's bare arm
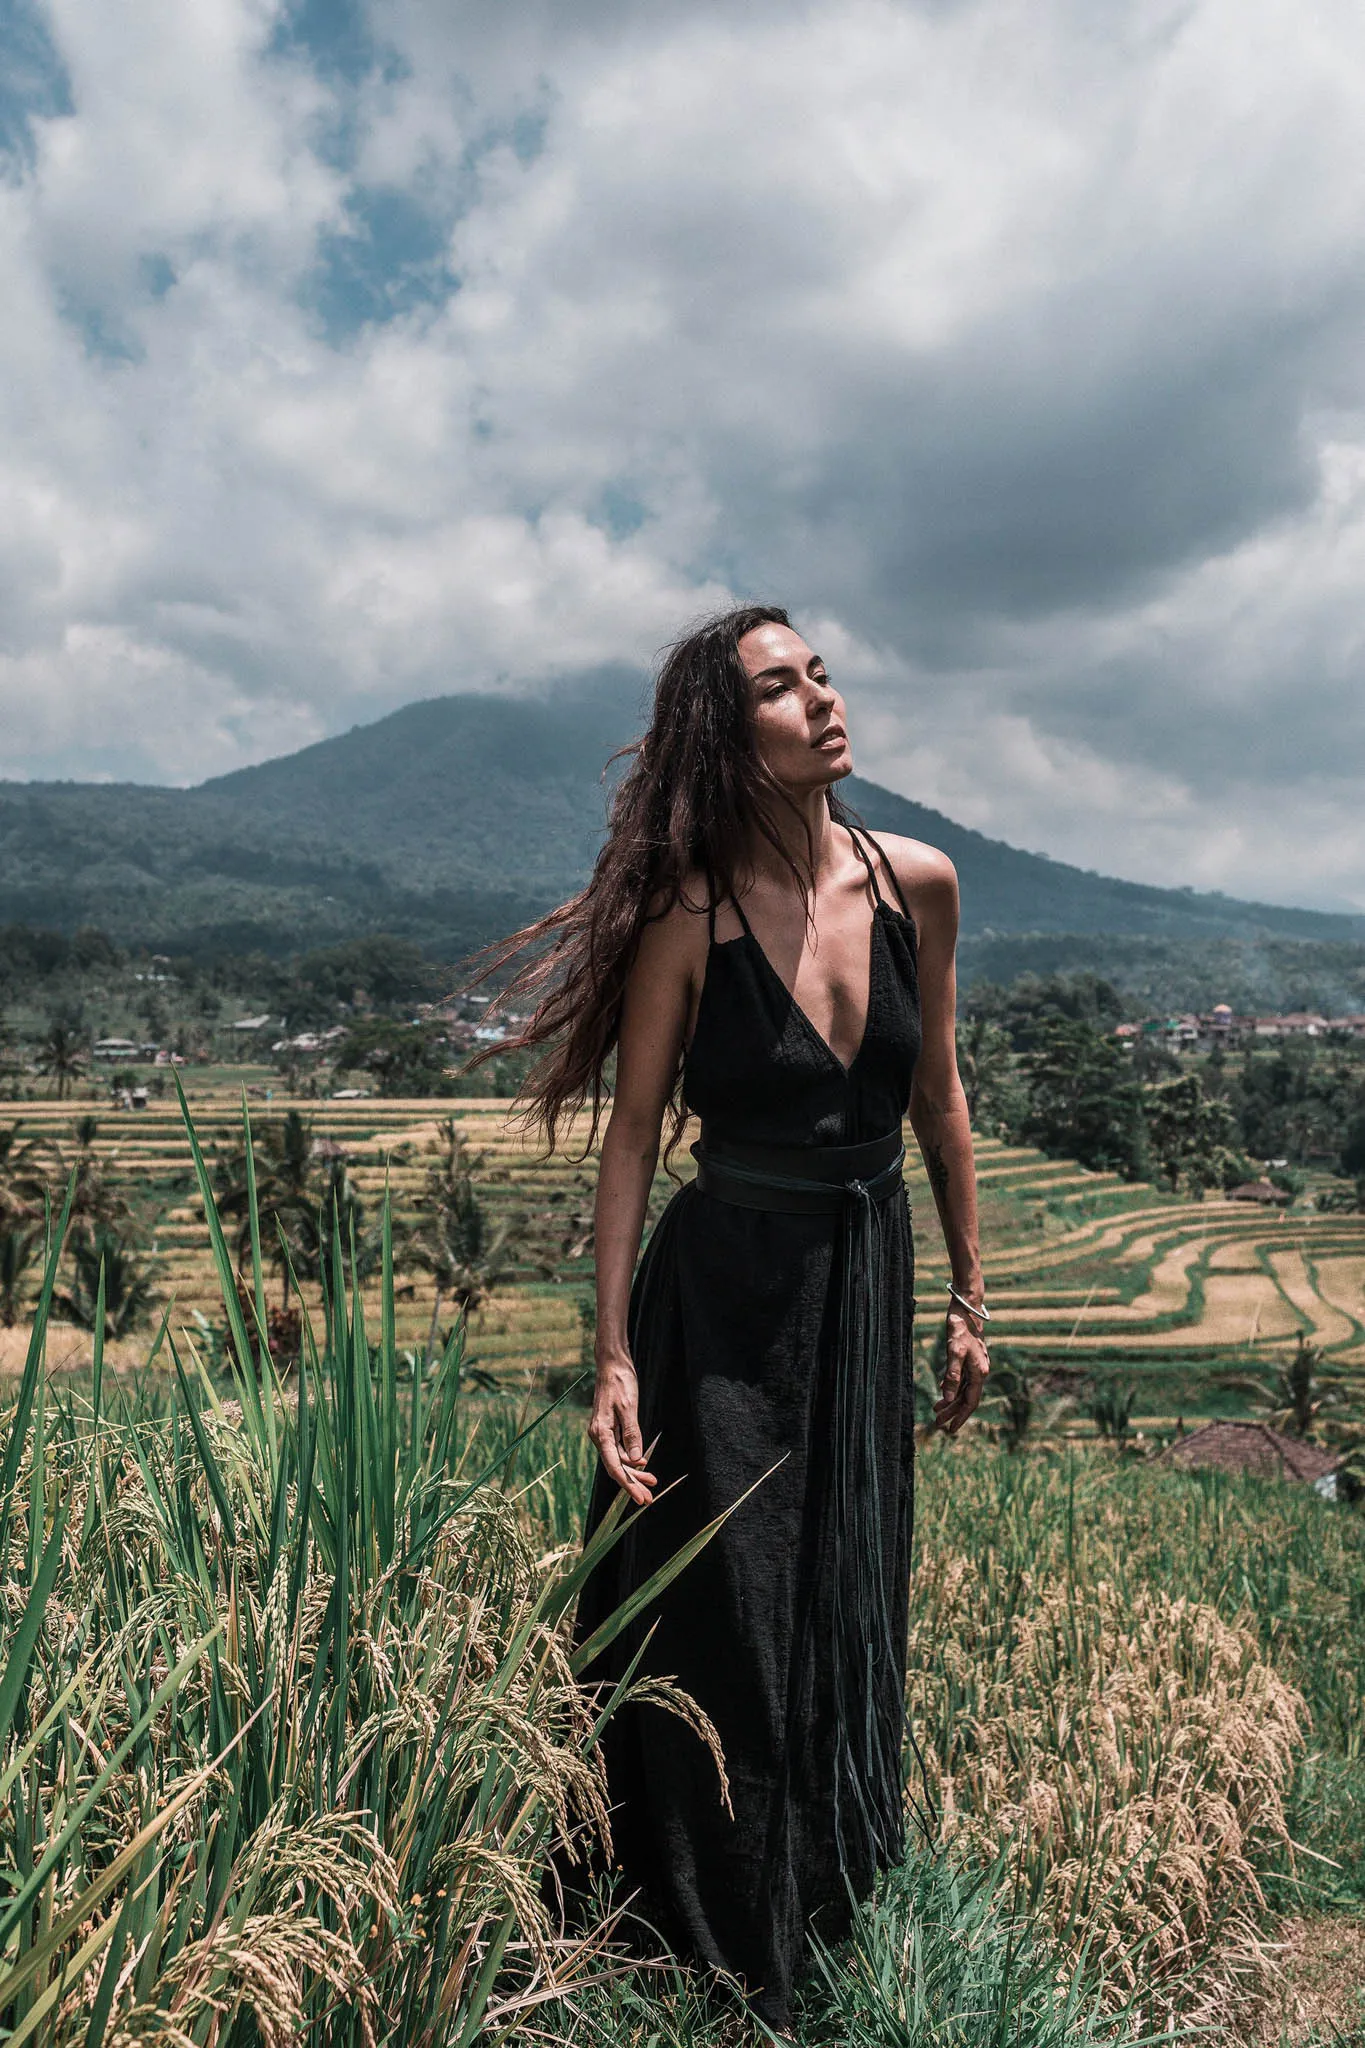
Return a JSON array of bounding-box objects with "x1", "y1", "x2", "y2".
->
[
  {"x1": 589, "y1": 899, "x2": 703, "y2": 1504},
  {"x1": 894, "y1": 846, "x2": 990, "y2": 1433}
]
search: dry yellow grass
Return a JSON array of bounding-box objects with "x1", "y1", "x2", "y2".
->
[
  {"x1": 1247, "y1": 1915, "x2": 1365, "y2": 2044},
  {"x1": 910, "y1": 1562, "x2": 1307, "y2": 2010}
]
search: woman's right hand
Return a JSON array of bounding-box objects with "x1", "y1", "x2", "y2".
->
[{"x1": 589, "y1": 1353, "x2": 658, "y2": 1507}]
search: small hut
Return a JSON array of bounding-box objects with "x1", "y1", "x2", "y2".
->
[
  {"x1": 1159, "y1": 1420, "x2": 1338, "y2": 1488},
  {"x1": 1226, "y1": 1178, "x2": 1292, "y2": 1206}
]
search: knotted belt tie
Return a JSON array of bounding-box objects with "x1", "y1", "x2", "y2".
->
[{"x1": 690, "y1": 1126, "x2": 910, "y2": 1878}]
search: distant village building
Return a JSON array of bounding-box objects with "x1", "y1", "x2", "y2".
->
[
  {"x1": 270, "y1": 1026, "x2": 348, "y2": 1055},
  {"x1": 1225, "y1": 1177, "x2": 1292, "y2": 1206},
  {"x1": 1116, "y1": 1007, "x2": 1365, "y2": 1050},
  {"x1": 1159, "y1": 1420, "x2": 1339, "y2": 1490},
  {"x1": 1252, "y1": 1012, "x2": 1330, "y2": 1039},
  {"x1": 93, "y1": 1037, "x2": 141, "y2": 1061},
  {"x1": 231, "y1": 1014, "x2": 278, "y2": 1033}
]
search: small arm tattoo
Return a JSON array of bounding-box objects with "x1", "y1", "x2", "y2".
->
[{"x1": 926, "y1": 1141, "x2": 950, "y2": 1205}]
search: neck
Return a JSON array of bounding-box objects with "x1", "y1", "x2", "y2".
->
[{"x1": 745, "y1": 785, "x2": 839, "y2": 889}]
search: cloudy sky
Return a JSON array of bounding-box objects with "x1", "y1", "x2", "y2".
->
[{"x1": 4, "y1": 0, "x2": 1365, "y2": 908}]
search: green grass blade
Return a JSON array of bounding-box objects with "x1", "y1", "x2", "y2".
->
[
  {"x1": 0, "y1": 1174, "x2": 76, "y2": 1569},
  {"x1": 0, "y1": 1625, "x2": 225, "y2": 1948},
  {"x1": 0, "y1": 1501, "x2": 68, "y2": 1748},
  {"x1": 169, "y1": 1337, "x2": 238, "y2": 1548},
  {"x1": 570, "y1": 1460, "x2": 784, "y2": 1675},
  {"x1": 0, "y1": 1703, "x2": 263, "y2": 2017},
  {"x1": 172, "y1": 1072, "x2": 268, "y2": 1443}
]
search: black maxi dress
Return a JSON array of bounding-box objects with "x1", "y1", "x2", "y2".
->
[{"x1": 572, "y1": 827, "x2": 923, "y2": 2027}]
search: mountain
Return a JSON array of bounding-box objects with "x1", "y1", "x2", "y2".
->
[{"x1": 2, "y1": 672, "x2": 1362, "y2": 974}]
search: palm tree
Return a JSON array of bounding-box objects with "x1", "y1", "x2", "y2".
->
[
  {"x1": 1085, "y1": 1377, "x2": 1137, "y2": 1449},
  {"x1": 214, "y1": 1117, "x2": 385, "y2": 1339},
  {"x1": 986, "y1": 1348, "x2": 1034, "y2": 1451},
  {"x1": 409, "y1": 1121, "x2": 529, "y2": 1364},
  {"x1": 0, "y1": 1123, "x2": 44, "y2": 1228},
  {"x1": 289, "y1": 1155, "x2": 385, "y2": 1292},
  {"x1": 1221, "y1": 1333, "x2": 1344, "y2": 1440},
  {"x1": 57, "y1": 1228, "x2": 158, "y2": 1341},
  {"x1": 32, "y1": 1126, "x2": 128, "y2": 1234},
  {"x1": 214, "y1": 1110, "x2": 322, "y2": 1309},
  {"x1": 956, "y1": 1016, "x2": 1014, "y2": 1129},
  {"x1": 35, "y1": 1021, "x2": 88, "y2": 1101},
  {"x1": 0, "y1": 1226, "x2": 39, "y2": 1327}
]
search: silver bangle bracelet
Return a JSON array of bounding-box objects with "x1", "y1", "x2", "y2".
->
[{"x1": 946, "y1": 1282, "x2": 990, "y2": 1323}]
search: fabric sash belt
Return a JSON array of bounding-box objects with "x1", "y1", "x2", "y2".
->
[
  {"x1": 690, "y1": 1127, "x2": 905, "y2": 1213},
  {"x1": 690, "y1": 1125, "x2": 909, "y2": 1879}
]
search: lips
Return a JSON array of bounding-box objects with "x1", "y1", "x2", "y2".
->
[{"x1": 813, "y1": 728, "x2": 847, "y2": 750}]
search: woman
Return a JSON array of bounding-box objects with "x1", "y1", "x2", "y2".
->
[{"x1": 486, "y1": 605, "x2": 987, "y2": 2033}]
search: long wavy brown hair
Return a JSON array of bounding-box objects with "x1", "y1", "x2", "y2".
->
[{"x1": 462, "y1": 603, "x2": 860, "y2": 1161}]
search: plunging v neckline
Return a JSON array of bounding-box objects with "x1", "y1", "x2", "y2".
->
[{"x1": 737, "y1": 900, "x2": 887, "y2": 1080}]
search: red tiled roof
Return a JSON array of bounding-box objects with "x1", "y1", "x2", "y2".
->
[{"x1": 1159, "y1": 1421, "x2": 1338, "y2": 1483}]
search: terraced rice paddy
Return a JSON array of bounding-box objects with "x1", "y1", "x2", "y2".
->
[{"x1": 7, "y1": 1092, "x2": 1365, "y2": 1426}]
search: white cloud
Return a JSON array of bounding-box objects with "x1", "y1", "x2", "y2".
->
[{"x1": 3, "y1": 0, "x2": 1365, "y2": 909}]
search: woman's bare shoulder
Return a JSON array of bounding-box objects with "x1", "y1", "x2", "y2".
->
[
  {"x1": 635, "y1": 872, "x2": 713, "y2": 973},
  {"x1": 865, "y1": 832, "x2": 959, "y2": 933}
]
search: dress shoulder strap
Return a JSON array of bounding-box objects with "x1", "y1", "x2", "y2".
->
[
  {"x1": 853, "y1": 826, "x2": 913, "y2": 920},
  {"x1": 707, "y1": 878, "x2": 753, "y2": 942},
  {"x1": 729, "y1": 890, "x2": 755, "y2": 940}
]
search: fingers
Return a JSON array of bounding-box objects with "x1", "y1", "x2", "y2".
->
[
  {"x1": 589, "y1": 1401, "x2": 658, "y2": 1507},
  {"x1": 933, "y1": 1342, "x2": 990, "y2": 1436}
]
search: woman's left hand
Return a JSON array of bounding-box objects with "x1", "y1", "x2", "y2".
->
[{"x1": 933, "y1": 1309, "x2": 989, "y2": 1434}]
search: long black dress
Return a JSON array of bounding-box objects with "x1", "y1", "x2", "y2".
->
[{"x1": 573, "y1": 827, "x2": 922, "y2": 2028}]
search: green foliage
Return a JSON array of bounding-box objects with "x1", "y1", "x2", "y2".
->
[
  {"x1": 959, "y1": 930, "x2": 1365, "y2": 1017},
  {"x1": 1341, "y1": 1107, "x2": 1365, "y2": 1177},
  {"x1": 539, "y1": 1848, "x2": 1164, "y2": 2047},
  {"x1": 285, "y1": 936, "x2": 436, "y2": 1026},
  {"x1": 800, "y1": 1849, "x2": 1159, "y2": 2048},
  {"x1": 1018, "y1": 1017, "x2": 1148, "y2": 1178},
  {"x1": 337, "y1": 1019, "x2": 461, "y2": 1097},
  {"x1": 954, "y1": 1014, "x2": 1018, "y2": 1133},
  {"x1": 1229, "y1": 1042, "x2": 1365, "y2": 1167},
  {"x1": 966, "y1": 971, "x2": 1128, "y2": 1046},
  {"x1": 1141, "y1": 1070, "x2": 1240, "y2": 1195},
  {"x1": 0, "y1": 1124, "x2": 43, "y2": 1227}
]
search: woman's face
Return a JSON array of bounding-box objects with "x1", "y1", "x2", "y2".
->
[{"x1": 737, "y1": 621, "x2": 853, "y2": 790}]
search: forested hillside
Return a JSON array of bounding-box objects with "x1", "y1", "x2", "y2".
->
[{"x1": 2, "y1": 673, "x2": 1362, "y2": 991}]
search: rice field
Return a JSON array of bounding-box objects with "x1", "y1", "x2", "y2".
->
[
  {"x1": 1, "y1": 1093, "x2": 1364, "y2": 2044},
  {"x1": 7, "y1": 1090, "x2": 1365, "y2": 1433}
]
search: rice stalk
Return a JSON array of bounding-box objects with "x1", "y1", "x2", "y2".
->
[{"x1": 0, "y1": 1090, "x2": 736, "y2": 2046}]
